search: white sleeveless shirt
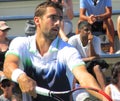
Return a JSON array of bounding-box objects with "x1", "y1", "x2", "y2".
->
[{"x1": 109, "y1": 84, "x2": 120, "y2": 101}]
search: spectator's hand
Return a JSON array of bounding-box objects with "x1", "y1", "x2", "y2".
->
[
  {"x1": 88, "y1": 15, "x2": 97, "y2": 24},
  {"x1": 17, "y1": 73, "x2": 37, "y2": 98},
  {"x1": 88, "y1": 32, "x2": 94, "y2": 41}
]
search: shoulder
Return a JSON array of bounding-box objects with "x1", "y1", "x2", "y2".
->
[
  {"x1": 10, "y1": 35, "x2": 34, "y2": 46},
  {"x1": 68, "y1": 35, "x2": 79, "y2": 42}
]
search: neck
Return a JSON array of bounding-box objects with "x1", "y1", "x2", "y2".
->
[{"x1": 36, "y1": 35, "x2": 52, "y2": 56}]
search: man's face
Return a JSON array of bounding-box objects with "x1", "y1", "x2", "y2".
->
[
  {"x1": 38, "y1": 7, "x2": 63, "y2": 40},
  {"x1": 80, "y1": 26, "x2": 91, "y2": 38},
  {"x1": 0, "y1": 80, "x2": 13, "y2": 94}
]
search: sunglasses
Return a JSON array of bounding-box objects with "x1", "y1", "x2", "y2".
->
[
  {"x1": 1, "y1": 81, "x2": 11, "y2": 88},
  {"x1": 2, "y1": 29, "x2": 9, "y2": 33}
]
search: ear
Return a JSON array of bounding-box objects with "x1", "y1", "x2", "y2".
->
[{"x1": 34, "y1": 17, "x2": 41, "y2": 26}]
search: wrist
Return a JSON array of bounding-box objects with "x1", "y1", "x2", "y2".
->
[{"x1": 11, "y1": 69, "x2": 25, "y2": 83}]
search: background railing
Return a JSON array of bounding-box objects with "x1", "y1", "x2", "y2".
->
[{"x1": 0, "y1": 10, "x2": 120, "y2": 21}]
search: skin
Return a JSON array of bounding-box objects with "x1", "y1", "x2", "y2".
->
[
  {"x1": 117, "y1": 16, "x2": 120, "y2": 41},
  {"x1": 0, "y1": 29, "x2": 9, "y2": 52},
  {"x1": 3, "y1": 6, "x2": 103, "y2": 100},
  {"x1": 104, "y1": 73, "x2": 120, "y2": 101},
  {"x1": 79, "y1": 5, "x2": 115, "y2": 54},
  {"x1": 78, "y1": 26, "x2": 106, "y2": 90},
  {"x1": 51, "y1": 0, "x2": 74, "y2": 42}
]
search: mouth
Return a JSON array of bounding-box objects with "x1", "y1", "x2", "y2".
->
[{"x1": 52, "y1": 28, "x2": 59, "y2": 32}]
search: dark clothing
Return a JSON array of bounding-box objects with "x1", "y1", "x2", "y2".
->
[
  {"x1": 91, "y1": 21, "x2": 106, "y2": 33},
  {"x1": 0, "y1": 39, "x2": 11, "y2": 70},
  {"x1": 0, "y1": 50, "x2": 7, "y2": 70},
  {"x1": 86, "y1": 59, "x2": 109, "y2": 78},
  {"x1": 32, "y1": 94, "x2": 70, "y2": 101}
]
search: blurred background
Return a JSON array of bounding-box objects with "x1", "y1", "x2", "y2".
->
[{"x1": 0, "y1": 0, "x2": 120, "y2": 37}]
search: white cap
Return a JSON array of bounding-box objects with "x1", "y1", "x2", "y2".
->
[{"x1": 0, "y1": 21, "x2": 10, "y2": 31}]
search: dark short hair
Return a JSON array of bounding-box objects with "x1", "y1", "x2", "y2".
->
[
  {"x1": 78, "y1": 21, "x2": 91, "y2": 30},
  {"x1": 34, "y1": 1, "x2": 63, "y2": 17},
  {"x1": 111, "y1": 61, "x2": 120, "y2": 84},
  {"x1": 46, "y1": 0, "x2": 62, "y2": 3}
]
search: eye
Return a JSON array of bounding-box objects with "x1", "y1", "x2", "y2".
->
[
  {"x1": 50, "y1": 15, "x2": 57, "y2": 21},
  {"x1": 49, "y1": 15, "x2": 63, "y2": 21}
]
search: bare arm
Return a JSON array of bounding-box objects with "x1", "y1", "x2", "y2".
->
[
  {"x1": 79, "y1": 7, "x2": 112, "y2": 24},
  {"x1": 88, "y1": 34, "x2": 99, "y2": 58},
  {"x1": 65, "y1": 0, "x2": 74, "y2": 20},
  {"x1": 79, "y1": 8, "x2": 96, "y2": 24},
  {"x1": 117, "y1": 16, "x2": 120, "y2": 40},
  {"x1": 96, "y1": 7, "x2": 112, "y2": 20},
  {"x1": 3, "y1": 54, "x2": 37, "y2": 97},
  {"x1": 104, "y1": 85, "x2": 111, "y2": 101},
  {"x1": 72, "y1": 65, "x2": 103, "y2": 100}
]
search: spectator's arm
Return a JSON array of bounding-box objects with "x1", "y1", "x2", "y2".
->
[{"x1": 96, "y1": 7, "x2": 112, "y2": 20}]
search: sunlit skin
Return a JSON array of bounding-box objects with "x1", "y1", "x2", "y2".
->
[
  {"x1": 35, "y1": 7, "x2": 62, "y2": 41},
  {"x1": 34, "y1": 7, "x2": 63, "y2": 56},
  {"x1": 0, "y1": 30, "x2": 9, "y2": 52}
]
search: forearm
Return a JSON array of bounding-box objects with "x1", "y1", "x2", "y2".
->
[
  {"x1": 82, "y1": 57, "x2": 96, "y2": 62},
  {"x1": 79, "y1": 13, "x2": 89, "y2": 21},
  {"x1": 73, "y1": 66, "x2": 103, "y2": 100},
  {"x1": 96, "y1": 7, "x2": 112, "y2": 20},
  {"x1": 89, "y1": 40, "x2": 98, "y2": 56}
]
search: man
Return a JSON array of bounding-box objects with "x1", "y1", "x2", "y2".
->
[
  {"x1": 68, "y1": 21, "x2": 109, "y2": 101},
  {"x1": 3, "y1": 1, "x2": 103, "y2": 101},
  {"x1": 79, "y1": 0, "x2": 115, "y2": 54}
]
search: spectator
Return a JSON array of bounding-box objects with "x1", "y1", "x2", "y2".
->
[
  {"x1": 105, "y1": 61, "x2": 120, "y2": 101},
  {"x1": 68, "y1": 21, "x2": 109, "y2": 101},
  {"x1": 79, "y1": 0, "x2": 115, "y2": 54},
  {"x1": 0, "y1": 21, "x2": 11, "y2": 70},
  {"x1": 3, "y1": 1, "x2": 103, "y2": 101},
  {"x1": 117, "y1": 16, "x2": 120, "y2": 42},
  {"x1": 0, "y1": 71, "x2": 22, "y2": 101},
  {"x1": 25, "y1": 20, "x2": 36, "y2": 36}
]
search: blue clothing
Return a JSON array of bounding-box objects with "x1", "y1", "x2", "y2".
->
[
  {"x1": 80, "y1": 0, "x2": 112, "y2": 16},
  {"x1": 6, "y1": 35, "x2": 85, "y2": 101}
]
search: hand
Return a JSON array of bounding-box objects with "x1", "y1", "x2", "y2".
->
[
  {"x1": 88, "y1": 15, "x2": 97, "y2": 24},
  {"x1": 17, "y1": 73, "x2": 37, "y2": 98},
  {"x1": 88, "y1": 32, "x2": 93, "y2": 41}
]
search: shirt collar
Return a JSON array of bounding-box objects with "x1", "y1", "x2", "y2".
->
[{"x1": 29, "y1": 36, "x2": 60, "y2": 54}]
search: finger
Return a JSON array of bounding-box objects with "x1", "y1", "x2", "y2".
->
[{"x1": 29, "y1": 89, "x2": 37, "y2": 98}]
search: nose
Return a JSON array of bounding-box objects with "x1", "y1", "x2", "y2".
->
[{"x1": 55, "y1": 19, "x2": 61, "y2": 25}]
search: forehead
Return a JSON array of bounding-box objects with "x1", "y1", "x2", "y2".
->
[
  {"x1": 46, "y1": 6, "x2": 62, "y2": 16},
  {"x1": 82, "y1": 25, "x2": 91, "y2": 29}
]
